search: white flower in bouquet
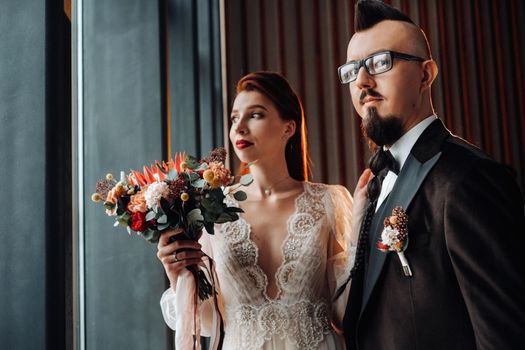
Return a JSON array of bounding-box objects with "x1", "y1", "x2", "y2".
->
[{"x1": 144, "y1": 181, "x2": 169, "y2": 208}]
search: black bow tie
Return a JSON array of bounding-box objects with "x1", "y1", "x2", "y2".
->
[
  {"x1": 367, "y1": 148, "x2": 400, "y2": 203},
  {"x1": 382, "y1": 149, "x2": 400, "y2": 175}
]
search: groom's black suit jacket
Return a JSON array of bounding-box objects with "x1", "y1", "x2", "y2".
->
[{"x1": 343, "y1": 119, "x2": 525, "y2": 350}]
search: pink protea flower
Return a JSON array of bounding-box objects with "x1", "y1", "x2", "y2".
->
[{"x1": 128, "y1": 153, "x2": 186, "y2": 187}]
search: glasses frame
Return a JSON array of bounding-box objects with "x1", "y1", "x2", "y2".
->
[{"x1": 338, "y1": 50, "x2": 426, "y2": 84}]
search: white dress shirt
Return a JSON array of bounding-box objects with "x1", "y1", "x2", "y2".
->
[{"x1": 375, "y1": 115, "x2": 437, "y2": 211}]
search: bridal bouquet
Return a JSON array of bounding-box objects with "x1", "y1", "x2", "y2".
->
[{"x1": 91, "y1": 147, "x2": 252, "y2": 299}]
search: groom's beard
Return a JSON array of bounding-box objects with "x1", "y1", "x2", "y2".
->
[{"x1": 362, "y1": 107, "x2": 403, "y2": 147}]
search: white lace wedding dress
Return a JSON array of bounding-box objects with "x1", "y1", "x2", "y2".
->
[{"x1": 160, "y1": 182, "x2": 356, "y2": 350}]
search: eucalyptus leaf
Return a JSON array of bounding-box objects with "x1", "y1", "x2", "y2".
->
[
  {"x1": 159, "y1": 197, "x2": 172, "y2": 216},
  {"x1": 141, "y1": 229, "x2": 160, "y2": 243},
  {"x1": 233, "y1": 191, "x2": 247, "y2": 201},
  {"x1": 208, "y1": 188, "x2": 224, "y2": 201},
  {"x1": 145, "y1": 211, "x2": 157, "y2": 221},
  {"x1": 118, "y1": 216, "x2": 129, "y2": 227},
  {"x1": 187, "y1": 208, "x2": 204, "y2": 223},
  {"x1": 189, "y1": 171, "x2": 200, "y2": 182},
  {"x1": 167, "y1": 210, "x2": 181, "y2": 226},
  {"x1": 203, "y1": 210, "x2": 218, "y2": 223},
  {"x1": 186, "y1": 156, "x2": 200, "y2": 169},
  {"x1": 204, "y1": 221, "x2": 215, "y2": 235},
  {"x1": 195, "y1": 163, "x2": 208, "y2": 171},
  {"x1": 157, "y1": 215, "x2": 168, "y2": 224},
  {"x1": 200, "y1": 197, "x2": 213, "y2": 210},
  {"x1": 188, "y1": 223, "x2": 204, "y2": 239},
  {"x1": 192, "y1": 178, "x2": 207, "y2": 188},
  {"x1": 202, "y1": 199, "x2": 224, "y2": 214},
  {"x1": 240, "y1": 173, "x2": 253, "y2": 186},
  {"x1": 215, "y1": 211, "x2": 239, "y2": 224},
  {"x1": 157, "y1": 223, "x2": 170, "y2": 231},
  {"x1": 167, "y1": 168, "x2": 178, "y2": 180}
]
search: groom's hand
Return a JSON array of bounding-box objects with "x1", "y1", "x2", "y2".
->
[{"x1": 351, "y1": 169, "x2": 373, "y2": 244}]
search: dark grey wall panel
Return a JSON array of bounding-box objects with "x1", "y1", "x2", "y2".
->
[
  {"x1": 168, "y1": 0, "x2": 200, "y2": 156},
  {"x1": 168, "y1": 0, "x2": 223, "y2": 158},
  {"x1": 82, "y1": 1, "x2": 167, "y2": 349},
  {"x1": 196, "y1": 0, "x2": 223, "y2": 153},
  {"x1": 0, "y1": 1, "x2": 47, "y2": 349}
]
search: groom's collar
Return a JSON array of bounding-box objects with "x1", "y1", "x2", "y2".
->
[
  {"x1": 386, "y1": 115, "x2": 437, "y2": 170},
  {"x1": 410, "y1": 118, "x2": 451, "y2": 163}
]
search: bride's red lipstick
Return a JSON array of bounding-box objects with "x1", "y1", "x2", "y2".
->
[{"x1": 236, "y1": 140, "x2": 253, "y2": 149}]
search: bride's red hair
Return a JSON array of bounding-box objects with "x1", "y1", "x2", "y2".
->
[{"x1": 235, "y1": 71, "x2": 310, "y2": 181}]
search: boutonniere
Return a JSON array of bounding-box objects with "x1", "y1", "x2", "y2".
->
[{"x1": 377, "y1": 206, "x2": 413, "y2": 277}]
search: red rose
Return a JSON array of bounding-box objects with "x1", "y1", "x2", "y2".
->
[
  {"x1": 130, "y1": 211, "x2": 148, "y2": 232},
  {"x1": 377, "y1": 242, "x2": 390, "y2": 252}
]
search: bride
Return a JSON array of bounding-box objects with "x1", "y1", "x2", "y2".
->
[{"x1": 156, "y1": 71, "x2": 363, "y2": 349}]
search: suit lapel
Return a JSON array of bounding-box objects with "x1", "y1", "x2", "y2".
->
[{"x1": 360, "y1": 119, "x2": 450, "y2": 315}]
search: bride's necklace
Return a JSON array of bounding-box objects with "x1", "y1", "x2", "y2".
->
[{"x1": 262, "y1": 175, "x2": 291, "y2": 196}]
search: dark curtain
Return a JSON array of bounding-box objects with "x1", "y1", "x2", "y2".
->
[{"x1": 223, "y1": 0, "x2": 525, "y2": 193}]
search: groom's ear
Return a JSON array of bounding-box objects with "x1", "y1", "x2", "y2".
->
[{"x1": 420, "y1": 60, "x2": 438, "y2": 91}]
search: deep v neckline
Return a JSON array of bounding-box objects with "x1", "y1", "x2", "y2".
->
[{"x1": 236, "y1": 182, "x2": 308, "y2": 301}]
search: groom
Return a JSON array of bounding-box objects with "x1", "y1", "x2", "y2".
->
[{"x1": 340, "y1": 1, "x2": 525, "y2": 349}]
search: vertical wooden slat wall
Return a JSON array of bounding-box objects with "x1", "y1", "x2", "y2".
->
[{"x1": 222, "y1": 0, "x2": 525, "y2": 191}]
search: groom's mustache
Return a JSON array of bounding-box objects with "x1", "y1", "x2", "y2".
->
[{"x1": 359, "y1": 89, "x2": 383, "y2": 104}]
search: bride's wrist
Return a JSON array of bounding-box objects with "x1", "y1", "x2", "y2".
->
[{"x1": 169, "y1": 278, "x2": 178, "y2": 291}]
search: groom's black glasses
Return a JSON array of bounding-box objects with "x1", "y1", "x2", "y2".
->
[{"x1": 338, "y1": 50, "x2": 425, "y2": 84}]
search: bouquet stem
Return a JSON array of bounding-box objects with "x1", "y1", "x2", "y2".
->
[
  {"x1": 169, "y1": 227, "x2": 214, "y2": 301},
  {"x1": 192, "y1": 268, "x2": 213, "y2": 301}
]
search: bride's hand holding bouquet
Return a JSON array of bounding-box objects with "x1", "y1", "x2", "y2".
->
[{"x1": 156, "y1": 228, "x2": 204, "y2": 289}]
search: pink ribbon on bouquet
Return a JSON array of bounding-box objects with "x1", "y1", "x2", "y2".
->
[{"x1": 174, "y1": 257, "x2": 223, "y2": 350}]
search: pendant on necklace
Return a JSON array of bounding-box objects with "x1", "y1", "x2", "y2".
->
[{"x1": 262, "y1": 176, "x2": 290, "y2": 197}]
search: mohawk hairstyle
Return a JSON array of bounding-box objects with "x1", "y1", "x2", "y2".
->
[{"x1": 355, "y1": 0, "x2": 414, "y2": 32}]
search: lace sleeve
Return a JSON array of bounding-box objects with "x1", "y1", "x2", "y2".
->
[{"x1": 325, "y1": 185, "x2": 356, "y2": 325}]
